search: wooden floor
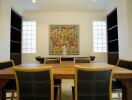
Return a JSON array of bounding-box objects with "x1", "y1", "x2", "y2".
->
[{"x1": 62, "y1": 79, "x2": 74, "y2": 100}]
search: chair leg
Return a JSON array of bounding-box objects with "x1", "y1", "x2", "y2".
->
[
  {"x1": 57, "y1": 89, "x2": 59, "y2": 100},
  {"x1": 1, "y1": 89, "x2": 6, "y2": 100},
  {"x1": 118, "y1": 91, "x2": 122, "y2": 100},
  {"x1": 11, "y1": 91, "x2": 14, "y2": 100},
  {"x1": 72, "y1": 87, "x2": 75, "y2": 100},
  {"x1": 59, "y1": 84, "x2": 61, "y2": 100},
  {"x1": 11, "y1": 91, "x2": 16, "y2": 100},
  {"x1": 118, "y1": 91, "x2": 120, "y2": 100},
  {"x1": 72, "y1": 95, "x2": 75, "y2": 100}
]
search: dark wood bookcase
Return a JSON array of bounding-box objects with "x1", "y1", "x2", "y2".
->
[
  {"x1": 107, "y1": 8, "x2": 119, "y2": 65},
  {"x1": 10, "y1": 10, "x2": 22, "y2": 65}
]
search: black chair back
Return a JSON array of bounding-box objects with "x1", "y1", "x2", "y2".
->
[
  {"x1": 0, "y1": 60, "x2": 14, "y2": 70},
  {"x1": 14, "y1": 66, "x2": 54, "y2": 100},
  {"x1": 116, "y1": 59, "x2": 132, "y2": 70},
  {"x1": 45, "y1": 58, "x2": 61, "y2": 64},
  {"x1": 74, "y1": 58, "x2": 90, "y2": 64},
  {"x1": 75, "y1": 66, "x2": 112, "y2": 100},
  {"x1": 90, "y1": 56, "x2": 95, "y2": 61},
  {"x1": 35, "y1": 56, "x2": 45, "y2": 64}
]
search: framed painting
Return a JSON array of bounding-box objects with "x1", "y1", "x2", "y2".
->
[{"x1": 49, "y1": 25, "x2": 79, "y2": 55}]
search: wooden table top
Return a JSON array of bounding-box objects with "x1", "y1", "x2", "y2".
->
[{"x1": 0, "y1": 63, "x2": 132, "y2": 79}]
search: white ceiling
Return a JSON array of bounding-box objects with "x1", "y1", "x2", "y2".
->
[{"x1": 15, "y1": 0, "x2": 113, "y2": 12}]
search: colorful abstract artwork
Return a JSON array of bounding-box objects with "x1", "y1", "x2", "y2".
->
[{"x1": 49, "y1": 25, "x2": 79, "y2": 55}]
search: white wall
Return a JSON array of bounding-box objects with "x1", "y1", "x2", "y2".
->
[
  {"x1": 0, "y1": 0, "x2": 23, "y2": 61},
  {"x1": 106, "y1": 0, "x2": 132, "y2": 60},
  {"x1": 127, "y1": 0, "x2": 132, "y2": 59},
  {"x1": 22, "y1": 12, "x2": 107, "y2": 63},
  {"x1": 11, "y1": 0, "x2": 23, "y2": 16},
  {"x1": 0, "y1": 0, "x2": 11, "y2": 61}
]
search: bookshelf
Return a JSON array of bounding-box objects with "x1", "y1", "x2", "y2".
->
[
  {"x1": 107, "y1": 8, "x2": 119, "y2": 65},
  {"x1": 10, "y1": 10, "x2": 22, "y2": 65}
]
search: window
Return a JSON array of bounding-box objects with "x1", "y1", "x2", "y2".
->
[
  {"x1": 93, "y1": 21, "x2": 107, "y2": 52},
  {"x1": 22, "y1": 21, "x2": 36, "y2": 53}
]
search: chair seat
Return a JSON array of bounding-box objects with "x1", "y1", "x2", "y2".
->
[
  {"x1": 5, "y1": 80, "x2": 16, "y2": 90},
  {"x1": 112, "y1": 80, "x2": 123, "y2": 90}
]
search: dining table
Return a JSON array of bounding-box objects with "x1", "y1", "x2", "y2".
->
[{"x1": 0, "y1": 63, "x2": 132, "y2": 100}]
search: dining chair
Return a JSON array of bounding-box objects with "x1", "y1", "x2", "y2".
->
[
  {"x1": 112, "y1": 59, "x2": 132, "y2": 100},
  {"x1": 72, "y1": 66, "x2": 113, "y2": 100},
  {"x1": 0, "y1": 60, "x2": 16, "y2": 100},
  {"x1": 74, "y1": 57, "x2": 91, "y2": 64},
  {"x1": 90, "y1": 56, "x2": 95, "y2": 62},
  {"x1": 44, "y1": 58, "x2": 62, "y2": 100},
  {"x1": 45, "y1": 58, "x2": 61, "y2": 64},
  {"x1": 13, "y1": 66, "x2": 58, "y2": 100},
  {"x1": 116, "y1": 59, "x2": 132, "y2": 70},
  {"x1": 35, "y1": 56, "x2": 45, "y2": 64}
]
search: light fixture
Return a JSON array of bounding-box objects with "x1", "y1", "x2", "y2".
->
[
  {"x1": 93, "y1": 0, "x2": 96, "y2": 2},
  {"x1": 32, "y1": 0, "x2": 36, "y2": 3}
]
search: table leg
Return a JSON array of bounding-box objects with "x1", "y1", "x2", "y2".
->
[
  {"x1": 0, "y1": 80, "x2": 8, "y2": 100},
  {"x1": 120, "y1": 79, "x2": 132, "y2": 100}
]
